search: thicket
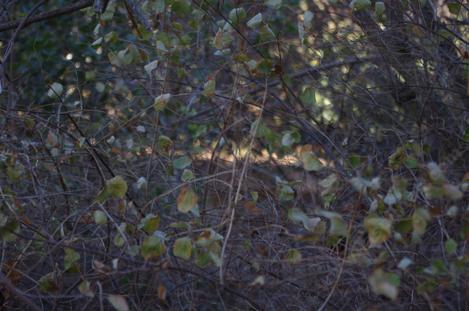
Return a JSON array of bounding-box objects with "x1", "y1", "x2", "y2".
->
[{"x1": 0, "y1": 0, "x2": 468, "y2": 310}]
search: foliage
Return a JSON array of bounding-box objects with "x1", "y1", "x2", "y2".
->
[{"x1": 0, "y1": 0, "x2": 467, "y2": 309}]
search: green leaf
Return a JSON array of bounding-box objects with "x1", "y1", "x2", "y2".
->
[
  {"x1": 463, "y1": 127, "x2": 469, "y2": 143},
  {"x1": 64, "y1": 248, "x2": 80, "y2": 271},
  {"x1": 303, "y1": 10, "x2": 314, "y2": 31},
  {"x1": 38, "y1": 272, "x2": 59, "y2": 293},
  {"x1": 107, "y1": 176, "x2": 128, "y2": 198},
  {"x1": 93, "y1": 210, "x2": 107, "y2": 225},
  {"x1": 404, "y1": 156, "x2": 419, "y2": 169},
  {"x1": 229, "y1": 8, "x2": 247, "y2": 24},
  {"x1": 173, "y1": 237, "x2": 192, "y2": 260},
  {"x1": 141, "y1": 235, "x2": 166, "y2": 260},
  {"x1": 350, "y1": 176, "x2": 380, "y2": 193},
  {"x1": 348, "y1": 153, "x2": 363, "y2": 169},
  {"x1": 113, "y1": 232, "x2": 125, "y2": 248},
  {"x1": 350, "y1": 0, "x2": 371, "y2": 10},
  {"x1": 0, "y1": 219, "x2": 19, "y2": 241},
  {"x1": 319, "y1": 173, "x2": 338, "y2": 190},
  {"x1": 107, "y1": 294, "x2": 129, "y2": 311},
  {"x1": 445, "y1": 238, "x2": 457, "y2": 255},
  {"x1": 368, "y1": 269, "x2": 400, "y2": 300},
  {"x1": 427, "y1": 162, "x2": 446, "y2": 184},
  {"x1": 375, "y1": 1, "x2": 385, "y2": 17},
  {"x1": 78, "y1": 280, "x2": 94, "y2": 297},
  {"x1": 173, "y1": 156, "x2": 192, "y2": 170},
  {"x1": 279, "y1": 185, "x2": 295, "y2": 201},
  {"x1": 364, "y1": 216, "x2": 392, "y2": 245},
  {"x1": 194, "y1": 248, "x2": 211, "y2": 268},
  {"x1": 207, "y1": 242, "x2": 222, "y2": 267},
  {"x1": 181, "y1": 169, "x2": 194, "y2": 181},
  {"x1": 412, "y1": 208, "x2": 431, "y2": 240},
  {"x1": 397, "y1": 257, "x2": 413, "y2": 270},
  {"x1": 157, "y1": 135, "x2": 173, "y2": 154},
  {"x1": 284, "y1": 248, "x2": 302, "y2": 264},
  {"x1": 195, "y1": 229, "x2": 223, "y2": 247},
  {"x1": 298, "y1": 20, "x2": 306, "y2": 45},
  {"x1": 447, "y1": 3, "x2": 461, "y2": 15},
  {"x1": 443, "y1": 184, "x2": 463, "y2": 201},
  {"x1": 170, "y1": 0, "x2": 192, "y2": 16},
  {"x1": 177, "y1": 187, "x2": 198, "y2": 213},
  {"x1": 316, "y1": 210, "x2": 348, "y2": 237},
  {"x1": 301, "y1": 152, "x2": 321, "y2": 171},
  {"x1": 144, "y1": 60, "x2": 159, "y2": 75},
  {"x1": 213, "y1": 29, "x2": 223, "y2": 50},
  {"x1": 265, "y1": 0, "x2": 282, "y2": 8},
  {"x1": 139, "y1": 214, "x2": 160, "y2": 234},
  {"x1": 300, "y1": 87, "x2": 316, "y2": 106},
  {"x1": 202, "y1": 79, "x2": 216, "y2": 97},
  {"x1": 153, "y1": 93, "x2": 171, "y2": 111},
  {"x1": 47, "y1": 82, "x2": 64, "y2": 97},
  {"x1": 288, "y1": 208, "x2": 322, "y2": 232},
  {"x1": 97, "y1": 176, "x2": 128, "y2": 203},
  {"x1": 281, "y1": 132, "x2": 295, "y2": 147},
  {"x1": 247, "y1": 13, "x2": 263, "y2": 29},
  {"x1": 6, "y1": 165, "x2": 22, "y2": 183}
]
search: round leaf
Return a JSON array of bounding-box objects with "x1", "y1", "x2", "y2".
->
[
  {"x1": 177, "y1": 187, "x2": 198, "y2": 213},
  {"x1": 173, "y1": 237, "x2": 192, "y2": 260}
]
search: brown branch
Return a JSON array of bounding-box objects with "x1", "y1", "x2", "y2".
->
[{"x1": 0, "y1": 0, "x2": 94, "y2": 33}]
